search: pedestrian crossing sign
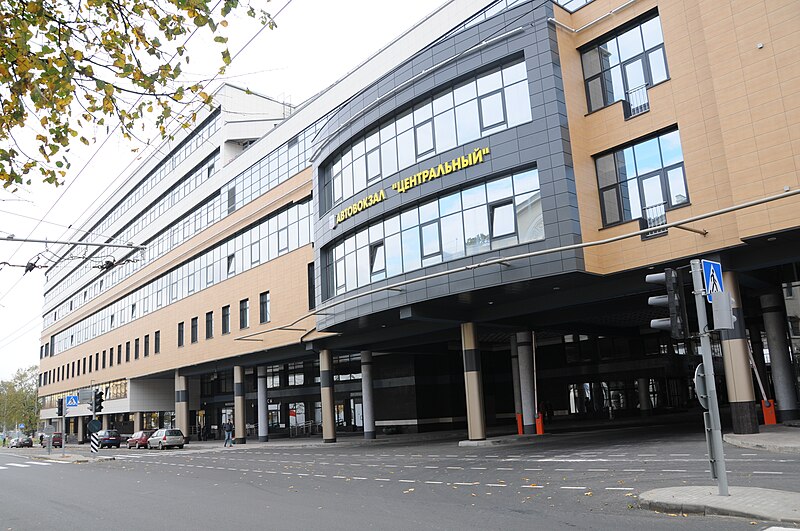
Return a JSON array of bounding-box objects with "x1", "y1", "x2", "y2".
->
[
  {"x1": 65, "y1": 395, "x2": 79, "y2": 408},
  {"x1": 701, "y1": 259, "x2": 724, "y2": 303}
]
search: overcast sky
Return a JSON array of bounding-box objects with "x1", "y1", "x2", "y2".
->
[{"x1": 0, "y1": 0, "x2": 446, "y2": 380}]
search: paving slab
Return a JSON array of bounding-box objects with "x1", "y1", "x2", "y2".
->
[{"x1": 639, "y1": 486, "x2": 800, "y2": 524}]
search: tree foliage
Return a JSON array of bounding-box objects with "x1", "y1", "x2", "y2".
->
[
  {"x1": 0, "y1": 0, "x2": 273, "y2": 190},
  {"x1": 0, "y1": 366, "x2": 39, "y2": 434}
]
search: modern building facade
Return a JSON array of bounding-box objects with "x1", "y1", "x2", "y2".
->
[{"x1": 38, "y1": 0, "x2": 800, "y2": 443}]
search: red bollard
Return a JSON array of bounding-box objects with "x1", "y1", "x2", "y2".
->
[
  {"x1": 516, "y1": 413, "x2": 523, "y2": 435},
  {"x1": 535, "y1": 413, "x2": 544, "y2": 435},
  {"x1": 762, "y1": 399, "x2": 777, "y2": 425}
]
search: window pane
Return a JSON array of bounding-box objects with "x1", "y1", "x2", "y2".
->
[
  {"x1": 659, "y1": 130, "x2": 683, "y2": 166},
  {"x1": 480, "y1": 92, "x2": 505, "y2": 129},
  {"x1": 648, "y1": 48, "x2": 668, "y2": 84},
  {"x1": 617, "y1": 26, "x2": 644, "y2": 62},
  {"x1": 502, "y1": 61, "x2": 527, "y2": 85},
  {"x1": 356, "y1": 246, "x2": 370, "y2": 287},
  {"x1": 401, "y1": 207, "x2": 418, "y2": 230},
  {"x1": 587, "y1": 77, "x2": 604, "y2": 112},
  {"x1": 491, "y1": 203, "x2": 515, "y2": 237},
  {"x1": 462, "y1": 183, "x2": 486, "y2": 209},
  {"x1": 353, "y1": 155, "x2": 367, "y2": 192},
  {"x1": 513, "y1": 168, "x2": 539, "y2": 194},
  {"x1": 634, "y1": 138, "x2": 662, "y2": 174},
  {"x1": 419, "y1": 200, "x2": 439, "y2": 223},
  {"x1": 641, "y1": 17, "x2": 664, "y2": 49},
  {"x1": 433, "y1": 91, "x2": 454, "y2": 115},
  {"x1": 415, "y1": 120, "x2": 434, "y2": 156},
  {"x1": 345, "y1": 253, "x2": 356, "y2": 291},
  {"x1": 504, "y1": 81, "x2": 532, "y2": 127},
  {"x1": 477, "y1": 69, "x2": 502, "y2": 95},
  {"x1": 421, "y1": 222, "x2": 440, "y2": 256},
  {"x1": 396, "y1": 129, "x2": 415, "y2": 169},
  {"x1": 396, "y1": 111, "x2": 413, "y2": 133},
  {"x1": 463, "y1": 205, "x2": 490, "y2": 255},
  {"x1": 667, "y1": 167, "x2": 688, "y2": 206},
  {"x1": 439, "y1": 192, "x2": 461, "y2": 216},
  {"x1": 602, "y1": 189, "x2": 621, "y2": 225},
  {"x1": 515, "y1": 191, "x2": 544, "y2": 242},
  {"x1": 455, "y1": 100, "x2": 480, "y2": 144},
  {"x1": 599, "y1": 39, "x2": 619, "y2": 68},
  {"x1": 385, "y1": 233, "x2": 402, "y2": 277},
  {"x1": 440, "y1": 213, "x2": 465, "y2": 261},
  {"x1": 434, "y1": 109, "x2": 457, "y2": 153},
  {"x1": 596, "y1": 154, "x2": 617, "y2": 188},
  {"x1": 454, "y1": 80, "x2": 477, "y2": 105},
  {"x1": 487, "y1": 176, "x2": 513, "y2": 202},
  {"x1": 616, "y1": 147, "x2": 637, "y2": 179},
  {"x1": 370, "y1": 243, "x2": 385, "y2": 274},
  {"x1": 624, "y1": 58, "x2": 646, "y2": 90},
  {"x1": 621, "y1": 177, "x2": 642, "y2": 220},
  {"x1": 582, "y1": 48, "x2": 601, "y2": 78},
  {"x1": 413, "y1": 101, "x2": 432, "y2": 124},
  {"x1": 379, "y1": 141, "x2": 396, "y2": 178},
  {"x1": 607, "y1": 66, "x2": 625, "y2": 103},
  {"x1": 401, "y1": 228, "x2": 421, "y2": 271},
  {"x1": 641, "y1": 174, "x2": 664, "y2": 208}
]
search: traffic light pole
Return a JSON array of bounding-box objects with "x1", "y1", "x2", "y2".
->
[{"x1": 689, "y1": 258, "x2": 729, "y2": 496}]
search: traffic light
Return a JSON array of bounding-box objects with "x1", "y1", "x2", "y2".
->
[
  {"x1": 646, "y1": 267, "x2": 688, "y2": 339},
  {"x1": 93, "y1": 390, "x2": 104, "y2": 413},
  {"x1": 56, "y1": 398, "x2": 64, "y2": 417}
]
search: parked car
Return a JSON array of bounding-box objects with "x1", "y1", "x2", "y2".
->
[
  {"x1": 41, "y1": 432, "x2": 62, "y2": 448},
  {"x1": 10, "y1": 437, "x2": 32, "y2": 448},
  {"x1": 96, "y1": 429, "x2": 121, "y2": 448},
  {"x1": 147, "y1": 429, "x2": 185, "y2": 450},
  {"x1": 126, "y1": 430, "x2": 155, "y2": 449}
]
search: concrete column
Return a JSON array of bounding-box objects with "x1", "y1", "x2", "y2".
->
[
  {"x1": 175, "y1": 370, "x2": 189, "y2": 441},
  {"x1": 516, "y1": 331, "x2": 536, "y2": 434},
  {"x1": 638, "y1": 378, "x2": 652, "y2": 415},
  {"x1": 361, "y1": 351, "x2": 376, "y2": 440},
  {"x1": 257, "y1": 366, "x2": 269, "y2": 442},
  {"x1": 461, "y1": 322, "x2": 486, "y2": 441},
  {"x1": 749, "y1": 324, "x2": 770, "y2": 399},
  {"x1": 320, "y1": 349, "x2": 336, "y2": 443},
  {"x1": 132, "y1": 412, "x2": 142, "y2": 433},
  {"x1": 510, "y1": 335, "x2": 522, "y2": 434},
  {"x1": 233, "y1": 365, "x2": 246, "y2": 444},
  {"x1": 761, "y1": 292, "x2": 800, "y2": 421},
  {"x1": 102, "y1": 414, "x2": 109, "y2": 430},
  {"x1": 77, "y1": 417, "x2": 85, "y2": 444},
  {"x1": 720, "y1": 272, "x2": 759, "y2": 433}
]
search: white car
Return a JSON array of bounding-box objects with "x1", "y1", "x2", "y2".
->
[{"x1": 146, "y1": 428, "x2": 185, "y2": 450}]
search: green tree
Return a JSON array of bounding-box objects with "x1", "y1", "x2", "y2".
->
[
  {"x1": 0, "y1": 366, "x2": 39, "y2": 433},
  {"x1": 0, "y1": 0, "x2": 273, "y2": 190}
]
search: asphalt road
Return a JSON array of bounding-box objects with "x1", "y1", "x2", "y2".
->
[{"x1": 1, "y1": 425, "x2": 797, "y2": 530}]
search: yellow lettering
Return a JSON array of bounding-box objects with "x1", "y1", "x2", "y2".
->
[
  {"x1": 444, "y1": 162, "x2": 452, "y2": 174},
  {"x1": 472, "y1": 148, "x2": 484, "y2": 165}
]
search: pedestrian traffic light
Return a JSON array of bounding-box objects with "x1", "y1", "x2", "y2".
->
[
  {"x1": 93, "y1": 390, "x2": 104, "y2": 413},
  {"x1": 56, "y1": 398, "x2": 64, "y2": 417},
  {"x1": 646, "y1": 267, "x2": 688, "y2": 339}
]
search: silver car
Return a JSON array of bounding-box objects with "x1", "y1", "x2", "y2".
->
[{"x1": 146, "y1": 428, "x2": 185, "y2": 450}]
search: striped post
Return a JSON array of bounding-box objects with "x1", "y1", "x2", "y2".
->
[
  {"x1": 461, "y1": 322, "x2": 486, "y2": 441},
  {"x1": 90, "y1": 433, "x2": 99, "y2": 454}
]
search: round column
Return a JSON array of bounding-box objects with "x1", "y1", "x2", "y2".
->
[
  {"x1": 461, "y1": 322, "x2": 486, "y2": 441},
  {"x1": 233, "y1": 365, "x2": 246, "y2": 444},
  {"x1": 361, "y1": 351, "x2": 376, "y2": 440},
  {"x1": 510, "y1": 335, "x2": 523, "y2": 434},
  {"x1": 174, "y1": 370, "x2": 189, "y2": 442},
  {"x1": 320, "y1": 349, "x2": 336, "y2": 443},
  {"x1": 257, "y1": 366, "x2": 269, "y2": 442},
  {"x1": 515, "y1": 331, "x2": 536, "y2": 434},
  {"x1": 761, "y1": 292, "x2": 800, "y2": 421}
]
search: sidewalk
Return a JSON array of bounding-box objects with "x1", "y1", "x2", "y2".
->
[{"x1": 640, "y1": 423, "x2": 800, "y2": 524}]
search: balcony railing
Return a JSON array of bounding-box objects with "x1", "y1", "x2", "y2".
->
[
  {"x1": 624, "y1": 83, "x2": 650, "y2": 119},
  {"x1": 639, "y1": 202, "x2": 668, "y2": 239}
]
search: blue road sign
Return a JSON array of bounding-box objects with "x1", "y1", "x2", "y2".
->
[
  {"x1": 18, "y1": 423, "x2": 25, "y2": 429},
  {"x1": 702, "y1": 259, "x2": 724, "y2": 303},
  {"x1": 65, "y1": 395, "x2": 79, "y2": 408}
]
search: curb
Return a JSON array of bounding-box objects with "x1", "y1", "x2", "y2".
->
[{"x1": 723, "y1": 434, "x2": 800, "y2": 455}]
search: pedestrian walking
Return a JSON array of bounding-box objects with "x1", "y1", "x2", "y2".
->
[{"x1": 223, "y1": 420, "x2": 234, "y2": 447}]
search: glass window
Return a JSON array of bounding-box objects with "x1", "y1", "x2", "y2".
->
[
  {"x1": 463, "y1": 205, "x2": 490, "y2": 255},
  {"x1": 370, "y1": 242, "x2": 385, "y2": 275},
  {"x1": 477, "y1": 69, "x2": 502, "y2": 95},
  {"x1": 434, "y1": 109, "x2": 457, "y2": 153},
  {"x1": 487, "y1": 176, "x2": 513, "y2": 202},
  {"x1": 455, "y1": 100, "x2": 480, "y2": 144},
  {"x1": 504, "y1": 82, "x2": 532, "y2": 127},
  {"x1": 259, "y1": 291, "x2": 270, "y2": 323},
  {"x1": 222, "y1": 305, "x2": 230, "y2": 335},
  {"x1": 617, "y1": 26, "x2": 643, "y2": 62},
  {"x1": 479, "y1": 92, "x2": 505, "y2": 130},
  {"x1": 191, "y1": 317, "x2": 198, "y2": 343},
  {"x1": 462, "y1": 183, "x2": 486, "y2": 209},
  {"x1": 596, "y1": 129, "x2": 688, "y2": 226},
  {"x1": 205, "y1": 311, "x2": 213, "y2": 339},
  {"x1": 367, "y1": 148, "x2": 381, "y2": 181},
  {"x1": 240, "y1": 299, "x2": 249, "y2": 329},
  {"x1": 401, "y1": 228, "x2": 421, "y2": 271},
  {"x1": 491, "y1": 202, "x2": 515, "y2": 238},
  {"x1": 421, "y1": 222, "x2": 441, "y2": 257},
  {"x1": 415, "y1": 121, "x2": 435, "y2": 156},
  {"x1": 178, "y1": 322, "x2": 184, "y2": 347}
]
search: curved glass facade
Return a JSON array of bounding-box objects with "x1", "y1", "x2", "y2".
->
[
  {"x1": 320, "y1": 59, "x2": 532, "y2": 213},
  {"x1": 324, "y1": 167, "x2": 543, "y2": 299}
]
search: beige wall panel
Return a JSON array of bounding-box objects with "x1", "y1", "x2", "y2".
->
[{"x1": 556, "y1": 0, "x2": 800, "y2": 275}]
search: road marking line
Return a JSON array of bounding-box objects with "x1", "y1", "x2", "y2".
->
[
  {"x1": 624, "y1": 469, "x2": 645, "y2": 472},
  {"x1": 454, "y1": 482, "x2": 478, "y2": 486},
  {"x1": 297, "y1": 473, "x2": 309, "y2": 477},
  {"x1": 497, "y1": 467, "x2": 513, "y2": 471},
  {"x1": 742, "y1": 453, "x2": 758, "y2": 456},
  {"x1": 333, "y1": 475, "x2": 346, "y2": 479},
  {"x1": 608, "y1": 454, "x2": 626, "y2": 457},
  {"x1": 25, "y1": 462, "x2": 51, "y2": 466},
  {"x1": 399, "y1": 479, "x2": 416, "y2": 483},
  {"x1": 385, "y1": 465, "x2": 398, "y2": 468},
  {"x1": 587, "y1": 469, "x2": 608, "y2": 472},
  {"x1": 638, "y1": 454, "x2": 656, "y2": 457},
  {"x1": 425, "y1": 481, "x2": 443, "y2": 484},
  {"x1": 313, "y1": 474, "x2": 326, "y2": 478},
  {"x1": 521, "y1": 485, "x2": 544, "y2": 489},
  {"x1": 524, "y1": 468, "x2": 542, "y2": 471},
  {"x1": 669, "y1": 454, "x2": 690, "y2": 456},
  {"x1": 403, "y1": 465, "x2": 417, "y2": 468},
  {"x1": 353, "y1": 477, "x2": 367, "y2": 480},
  {"x1": 5, "y1": 464, "x2": 28, "y2": 468},
  {"x1": 605, "y1": 487, "x2": 634, "y2": 491},
  {"x1": 446, "y1": 466, "x2": 463, "y2": 470},
  {"x1": 424, "y1": 466, "x2": 439, "y2": 469},
  {"x1": 0, "y1": 466, "x2": 6, "y2": 470},
  {"x1": 486, "y1": 483, "x2": 507, "y2": 487},
  {"x1": 753, "y1": 471, "x2": 783, "y2": 475},
  {"x1": 375, "y1": 478, "x2": 390, "y2": 482},
  {"x1": 560, "y1": 486, "x2": 586, "y2": 490},
  {"x1": 485, "y1": 455, "x2": 498, "y2": 458},
  {"x1": 281, "y1": 472, "x2": 292, "y2": 475},
  {"x1": 470, "y1": 467, "x2": 487, "y2": 470},
  {"x1": 555, "y1": 468, "x2": 574, "y2": 471},
  {"x1": 662, "y1": 469, "x2": 686, "y2": 472}
]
